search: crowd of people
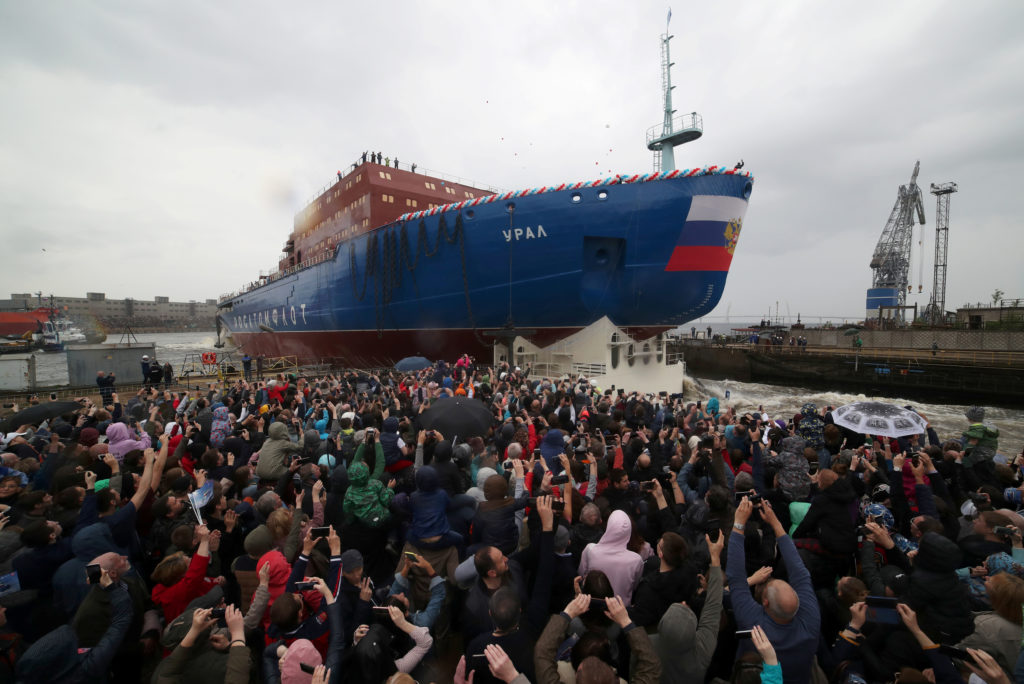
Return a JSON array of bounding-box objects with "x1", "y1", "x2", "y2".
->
[{"x1": 0, "y1": 354, "x2": 1020, "y2": 684}]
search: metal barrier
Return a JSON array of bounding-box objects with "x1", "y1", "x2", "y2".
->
[{"x1": 728, "y1": 343, "x2": 1024, "y2": 368}]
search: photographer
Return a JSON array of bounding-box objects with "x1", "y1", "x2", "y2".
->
[
  {"x1": 254, "y1": 415, "x2": 305, "y2": 483},
  {"x1": 16, "y1": 568, "x2": 132, "y2": 683},
  {"x1": 262, "y1": 575, "x2": 343, "y2": 684},
  {"x1": 791, "y1": 468, "x2": 858, "y2": 589}
]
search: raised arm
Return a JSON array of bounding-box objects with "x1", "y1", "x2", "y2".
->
[
  {"x1": 132, "y1": 448, "x2": 157, "y2": 510},
  {"x1": 152, "y1": 439, "x2": 170, "y2": 493}
]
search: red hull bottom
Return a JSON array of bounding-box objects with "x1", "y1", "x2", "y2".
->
[{"x1": 228, "y1": 328, "x2": 586, "y2": 368}]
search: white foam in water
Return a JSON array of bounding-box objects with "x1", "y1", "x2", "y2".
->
[{"x1": 690, "y1": 374, "x2": 1024, "y2": 457}]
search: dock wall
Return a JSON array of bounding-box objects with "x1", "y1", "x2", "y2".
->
[
  {"x1": 677, "y1": 344, "x2": 1024, "y2": 406},
  {"x1": 801, "y1": 329, "x2": 1024, "y2": 352}
]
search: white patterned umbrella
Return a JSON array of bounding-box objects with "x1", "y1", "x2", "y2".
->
[{"x1": 831, "y1": 401, "x2": 928, "y2": 439}]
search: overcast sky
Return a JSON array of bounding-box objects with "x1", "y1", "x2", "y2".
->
[{"x1": 1, "y1": 1, "x2": 1021, "y2": 324}]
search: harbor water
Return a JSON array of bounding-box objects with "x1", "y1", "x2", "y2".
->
[{"x1": 31, "y1": 331, "x2": 1024, "y2": 454}]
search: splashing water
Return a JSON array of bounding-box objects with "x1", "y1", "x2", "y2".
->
[{"x1": 691, "y1": 375, "x2": 1024, "y2": 457}]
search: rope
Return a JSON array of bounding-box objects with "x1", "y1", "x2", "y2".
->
[{"x1": 394, "y1": 164, "x2": 752, "y2": 223}]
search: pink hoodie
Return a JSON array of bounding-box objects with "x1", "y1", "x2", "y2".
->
[
  {"x1": 577, "y1": 509, "x2": 644, "y2": 605},
  {"x1": 104, "y1": 422, "x2": 152, "y2": 462}
]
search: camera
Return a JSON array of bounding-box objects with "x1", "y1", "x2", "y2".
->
[
  {"x1": 735, "y1": 490, "x2": 761, "y2": 506},
  {"x1": 640, "y1": 481, "x2": 657, "y2": 491},
  {"x1": 210, "y1": 607, "x2": 226, "y2": 620},
  {"x1": 550, "y1": 474, "x2": 569, "y2": 486},
  {"x1": 295, "y1": 581, "x2": 317, "y2": 590},
  {"x1": 86, "y1": 563, "x2": 102, "y2": 585},
  {"x1": 526, "y1": 498, "x2": 565, "y2": 512}
]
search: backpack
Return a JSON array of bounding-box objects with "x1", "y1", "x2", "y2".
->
[{"x1": 338, "y1": 431, "x2": 356, "y2": 465}]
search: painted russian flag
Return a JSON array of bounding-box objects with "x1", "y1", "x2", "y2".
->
[{"x1": 665, "y1": 195, "x2": 748, "y2": 272}]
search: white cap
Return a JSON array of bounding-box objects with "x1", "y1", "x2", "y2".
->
[{"x1": 142, "y1": 355, "x2": 150, "y2": 361}]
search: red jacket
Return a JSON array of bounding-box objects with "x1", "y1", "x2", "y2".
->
[
  {"x1": 152, "y1": 552, "x2": 216, "y2": 623},
  {"x1": 268, "y1": 383, "x2": 289, "y2": 404}
]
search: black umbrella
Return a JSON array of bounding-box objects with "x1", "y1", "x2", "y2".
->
[
  {"x1": 419, "y1": 396, "x2": 493, "y2": 440},
  {"x1": 395, "y1": 356, "x2": 432, "y2": 372},
  {"x1": 0, "y1": 401, "x2": 83, "y2": 433}
]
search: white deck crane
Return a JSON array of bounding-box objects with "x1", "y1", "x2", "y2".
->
[{"x1": 867, "y1": 162, "x2": 926, "y2": 324}]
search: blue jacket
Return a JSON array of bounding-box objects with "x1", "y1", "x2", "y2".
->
[
  {"x1": 727, "y1": 532, "x2": 819, "y2": 684},
  {"x1": 389, "y1": 573, "x2": 446, "y2": 629},
  {"x1": 263, "y1": 599, "x2": 344, "y2": 684},
  {"x1": 269, "y1": 553, "x2": 343, "y2": 643},
  {"x1": 15, "y1": 582, "x2": 132, "y2": 683},
  {"x1": 408, "y1": 467, "x2": 452, "y2": 540}
]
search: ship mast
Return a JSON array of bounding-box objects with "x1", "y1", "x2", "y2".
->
[{"x1": 646, "y1": 12, "x2": 702, "y2": 172}]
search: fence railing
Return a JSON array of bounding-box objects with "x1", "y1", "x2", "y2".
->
[{"x1": 729, "y1": 343, "x2": 1024, "y2": 367}]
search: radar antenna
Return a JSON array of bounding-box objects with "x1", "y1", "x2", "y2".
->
[
  {"x1": 867, "y1": 162, "x2": 926, "y2": 325},
  {"x1": 926, "y1": 181, "x2": 958, "y2": 325},
  {"x1": 646, "y1": 12, "x2": 702, "y2": 172}
]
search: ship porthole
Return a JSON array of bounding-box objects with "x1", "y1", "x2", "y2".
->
[
  {"x1": 642, "y1": 342, "x2": 651, "y2": 365},
  {"x1": 506, "y1": 202, "x2": 516, "y2": 213},
  {"x1": 597, "y1": 190, "x2": 608, "y2": 200},
  {"x1": 743, "y1": 181, "x2": 753, "y2": 199},
  {"x1": 627, "y1": 343, "x2": 635, "y2": 367},
  {"x1": 571, "y1": 193, "x2": 582, "y2": 203},
  {"x1": 466, "y1": 210, "x2": 475, "y2": 219}
]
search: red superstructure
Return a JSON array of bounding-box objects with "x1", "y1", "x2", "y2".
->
[
  {"x1": 0, "y1": 308, "x2": 52, "y2": 337},
  {"x1": 279, "y1": 162, "x2": 493, "y2": 272}
]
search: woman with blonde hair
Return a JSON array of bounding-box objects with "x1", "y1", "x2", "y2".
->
[{"x1": 957, "y1": 571, "x2": 1024, "y2": 675}]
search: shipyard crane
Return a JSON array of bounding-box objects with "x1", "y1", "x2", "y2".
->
[
  {"x1": 867, "y1": 162, "x2": 926, "y2": 324},
  {"x1": 926, "y1": 181, "x2": 958, "y2": 325}
]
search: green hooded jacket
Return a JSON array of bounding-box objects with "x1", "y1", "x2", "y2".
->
[{"x1": 343, "y1": 443, "x2": 393, "y2": 527}]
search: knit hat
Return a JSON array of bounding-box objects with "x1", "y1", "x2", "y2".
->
[
  {"x1": 965, "y1": 406, "x2": 985, "y2": 423},
  {"x1": 281, "y1": 639, "x2": 322, "y2": 684},
  {"x1": 244, "y1": 526, "x2": 274, "y2": 558},
  {"x1": 78, "y1": 427, "x2": 99, "y2": 448},
  {"x1": 554, "y1": 524, "x2": 571, "y2": 551},
  {"x1": 341, "y1": 548, "x2": 363, "y2": 571}
]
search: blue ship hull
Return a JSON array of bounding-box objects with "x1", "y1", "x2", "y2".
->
[{"x1": 219, "y1": 170, "x2": 752, "y2": 365}]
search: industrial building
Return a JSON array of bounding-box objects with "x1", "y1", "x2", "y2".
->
[{"x1": 0, "y1": 293, "x2": 217, "y2": 330}]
